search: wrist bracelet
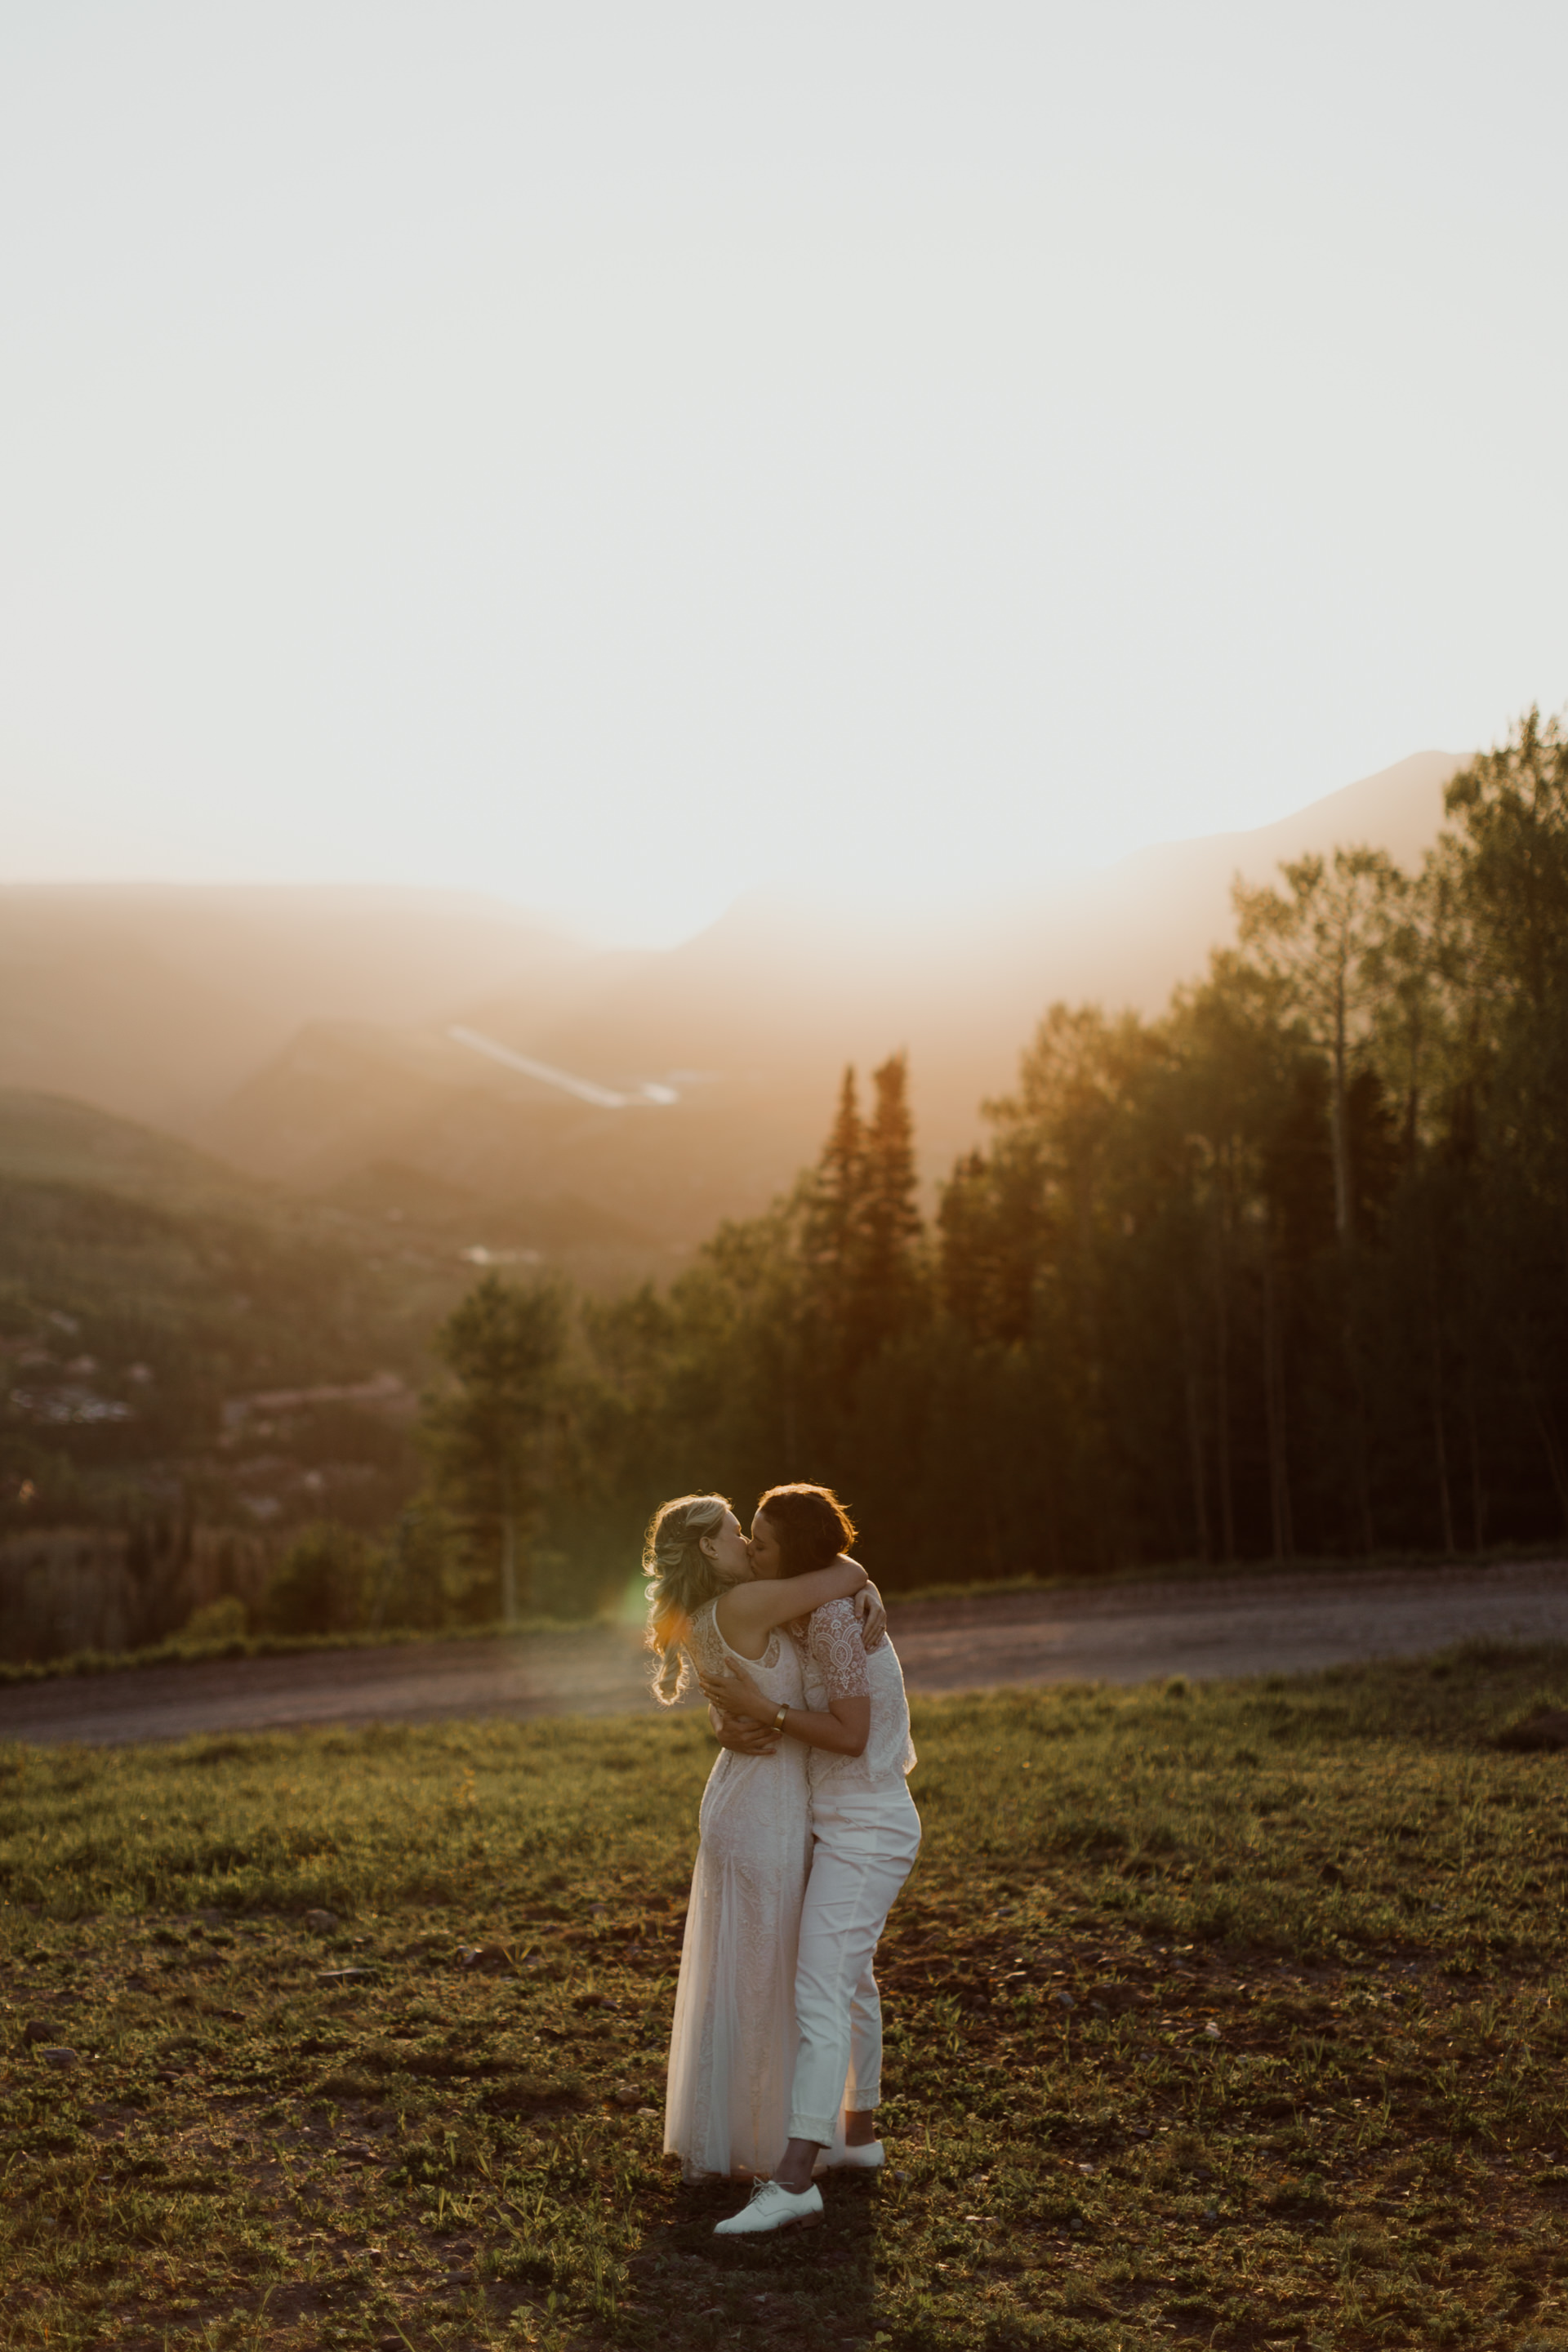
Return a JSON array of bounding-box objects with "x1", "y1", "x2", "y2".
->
[{"x1": 771, "y1": 1704, "x2": 789, "y2": 1733}]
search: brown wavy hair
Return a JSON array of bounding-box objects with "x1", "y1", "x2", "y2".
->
[
  {"x1": 642, "y1": 1492, "x2": 733, "y2": 1705},
  {"x1": 755, "y1": 1483, "x2": 857, "y2": 1579}
]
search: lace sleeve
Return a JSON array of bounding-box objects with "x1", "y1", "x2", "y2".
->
[{"x1": 808, "y1": 1597, "x2": 871, "y2": 1700}]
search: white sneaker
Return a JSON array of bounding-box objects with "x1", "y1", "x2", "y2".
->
[
  {"x1": 713, "y1": 2179, "x2": 824, "y2": 2235},
  {"x1": 813, "y1": 2136, "x2": 884, "y2": 2175}
]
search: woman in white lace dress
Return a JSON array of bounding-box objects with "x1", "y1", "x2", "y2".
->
[
  {"x1": 698, "y1": 1483, "x2": 920, "y2": 2236},
  {"x1": 644, "y1": 1492, "x2": 873, "y2": 2183}
]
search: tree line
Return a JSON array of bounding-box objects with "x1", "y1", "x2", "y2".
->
[{"x1": 286, "y1": 708, "x2": 1568, "y2": 1622}]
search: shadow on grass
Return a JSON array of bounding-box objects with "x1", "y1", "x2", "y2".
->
[{"x1": 634, "y1": 2167, "x2": 881, "y2": 2348}]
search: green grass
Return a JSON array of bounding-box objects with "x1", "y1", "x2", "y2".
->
[{"x1": 4, "y1": 1645, "x2": 1568, "y2": 2350}]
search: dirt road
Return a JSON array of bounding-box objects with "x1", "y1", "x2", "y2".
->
[{"x1": 3, "y1": 1558, "x2": 1566, "y2": 1748}]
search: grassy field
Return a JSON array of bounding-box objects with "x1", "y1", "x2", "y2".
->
[{"x1": 3, "y1": 1646, "x2": 1568, "y2": 2351}]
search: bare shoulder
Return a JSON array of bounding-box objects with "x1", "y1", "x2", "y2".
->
[{"x1": 716, "y1": 1579, "x2": 768, "y2": 1628}]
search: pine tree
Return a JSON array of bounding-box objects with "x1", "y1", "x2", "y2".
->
[
  {"x1": 1441, "y1": 706, "x2": 1568, "y2": 1218},
  {"x1": 852, "y1": 1053, "x2": 926, "y2": 1357},
  {"x1": 802, "y1": 1066, "x2": 866, "y2": 1327},
  {"x1": 420, "y1": 1274, "x2": 568, "y2": 1623},
  {"x1": 1234, "y1": 846, "x2": 1407, "y2": 1245},
  {"x1": 937, "y1": 1138, "x2": 1045, "y2": 1345},
  {"x1": 800, "y1": 1056, "x2": 927, "y2": 1379}
]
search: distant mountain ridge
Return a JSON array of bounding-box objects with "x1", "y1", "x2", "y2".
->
[
  {"x1": 0, "y1": 1087, "x2": 265, "y2": 1210},
  {"x1": 1, "y1": 750, "x2": 1467, "y2": 1245},
  {"x1": 0, "y1": 884, "x2": 618, "y2": 1129}
]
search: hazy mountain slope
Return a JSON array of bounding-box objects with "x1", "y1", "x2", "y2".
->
[
  {"x1": 0, "y1": 884, "x2": 616, "y2": 1127},
  {"x1": 185, "y1": 749, "x2": 1465, "y2": 1238},
  {"x1": 467, "y1": 746, "x2": 1468, "y2": 1187},
  {"x1": 898, "y1": 746, "x2": 1467, "y2": 1140},
  {"x1": 0, "y1": 1088, "x2": 269, "y2": 1212},
  {"x1": 195, "y1": 1019, "x2": 840, "y2": 1245},
  {"x1": 519, "y1": 749, "x2": 1462, "y2": 1073},
  {"x1": 1009, "y1": 746, "x2": 1463, "y2": 1013},
  {"x1": 0, "y1": 922, "x2": 283, "y2": 1133},
  {"x1": 4, "y1": 749, "x2": 1467, "y2": 1243}
]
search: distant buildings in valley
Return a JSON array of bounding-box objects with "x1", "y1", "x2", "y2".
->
[{"x1": 220, "y1": 1370, "x2": 414, "y2": 1429}]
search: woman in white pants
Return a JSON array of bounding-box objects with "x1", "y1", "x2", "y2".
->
[{"x1": 699, "y1": 1484, "x2": 919, "y2": 2236}]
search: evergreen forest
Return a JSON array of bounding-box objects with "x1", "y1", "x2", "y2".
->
[{"x1": 539, "y1": 710, "x2": 1568, "y2": 1596}]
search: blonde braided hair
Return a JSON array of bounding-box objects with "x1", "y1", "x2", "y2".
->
[{"x1": 642, "y1": 1492, "x2": 733, "y2": 1705}]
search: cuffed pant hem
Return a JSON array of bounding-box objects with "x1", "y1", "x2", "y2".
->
[{"x1": 788, "y1": 2111, "x2": 839, "y2": 2147}]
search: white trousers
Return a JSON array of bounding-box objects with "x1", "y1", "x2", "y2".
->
[{"x1": 788, "y1": 1779, "x2": 921, "y2": 2147}]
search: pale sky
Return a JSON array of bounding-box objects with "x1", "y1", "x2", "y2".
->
[{"x1": 2, "y1": 2, "x2": 1565, "y2": 945}]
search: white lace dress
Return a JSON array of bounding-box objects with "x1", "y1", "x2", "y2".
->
[{"x1": 663, "y1": 1597, "x2": 813, "y2": 2181}]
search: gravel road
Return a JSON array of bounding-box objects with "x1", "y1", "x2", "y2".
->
[{"x1": 2, "y1": 1559, "x2": 1565, "y2": 1748}]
